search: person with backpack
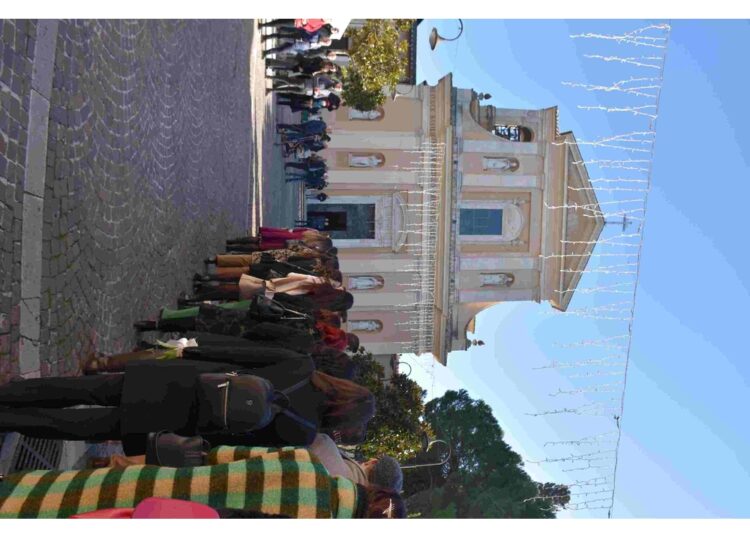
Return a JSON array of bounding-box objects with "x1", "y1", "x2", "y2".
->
[
  {"x1": 0, "y1": 354, "x2": 374, "y2": 456},
  {"x1": 201, "y1": 249, "x2": 337, "y2": 282}
]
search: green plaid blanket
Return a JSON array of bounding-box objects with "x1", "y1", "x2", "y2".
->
[{"x1": 0, "y1": 446, "x2": 357, "y2": 519}]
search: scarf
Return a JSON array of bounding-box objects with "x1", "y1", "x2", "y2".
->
[{"x1": 0, "y1": 446, "x2": 357, "y2": 519}]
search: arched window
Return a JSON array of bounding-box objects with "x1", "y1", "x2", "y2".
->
[
  {"x1": 493, "y1": 124, "x2": 533, "y2": 142},
  {"x1": 348, "y1": 152, "x2": 386, "y2": 168},
  {"x1": 348, "y1": 107, "x2": 385, "y2": 121},
  {"x1": 483, "y1": 157, "x2": 519, "y2": 172},
  {"x1": 480, "y1": 273, "x2": 515, "y2": 287},
  {"x1": 347, "y1": 275, "x2": 385, "y2": 291},
  {"x1": 349, "y1": 319, "x2": 383, "y2": 333}
]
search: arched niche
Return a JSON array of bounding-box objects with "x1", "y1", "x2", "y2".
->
[
  {"x1": 482, "y1": 156, "x2": 519, "y2": 172},
  {"x1": 480, "y1": 272, "x2": 515, "y2": 287},
  {"x1": 349, "y1": 319, "x2": 384, "y2": 333},
  {"x1": 348, "y1": 152, "x2": 386, "y2": 168}
]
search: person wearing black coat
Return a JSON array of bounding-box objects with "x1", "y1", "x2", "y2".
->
[
  {"x1": 285, "y1": 158, "x2": 327, "y2": 173},
  {"x1": 277, "y1": 120, "x2": 328, "y2": 137},
  {"x1": 135, "y1": 301, "x2": 316, "y2": 339},
  {"x1": 285, "y1": 169, "x2": 327, "y2": 185},
  {"x1": 0, "y1": 352, "x2": 322, "y2": 455}
]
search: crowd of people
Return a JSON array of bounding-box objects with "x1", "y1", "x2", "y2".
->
[
  {"x1": 0, "y1": 20, "x2": 407, "y2": 519},
  {"x1": 262, "y1": 18, "x2": 348, "y2": 205},
  {"x1": 0, "y1": 225, "x2": 405, "y2": 518}
]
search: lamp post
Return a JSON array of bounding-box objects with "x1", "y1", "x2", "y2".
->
[
  {"x1": 428, "y1": 19, "x2": 464, "y2": 51},
  {"x1": 400, "y1": 433, "x2": 452, "y2": 470}
]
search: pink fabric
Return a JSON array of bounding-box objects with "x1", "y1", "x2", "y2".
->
[
  {"x1": 294, "y1": 19, "x2": 327, "y2": 33},
  {"x1": 259, "y1": 237, "x2": 290, "y2": 251},
  {"x1": 132, "y1": 498, "x2": 220, "y2": 519},
  {"x1": 259, "y1": 227, "x2": 310, "y2": 251},
  {"x1": 71, "y1": 498, "x2": 220, "y2": 519},
  {"x1": 260, "y1": 228, "x2": 307, "y2": 240},
  {"x1": 71, "y1": 508, "x2": 135, "y2": 519},
  {"x1": 238, "y1": 272, "x2": 325, "y2": 300}
]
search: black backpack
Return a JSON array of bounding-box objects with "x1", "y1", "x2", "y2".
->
[{"x1": 195, "y1": 372, "x2": 316, "y2": 434}]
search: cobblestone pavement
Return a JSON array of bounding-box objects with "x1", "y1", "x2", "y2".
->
[
  {"x1": 1, "y1": 20, "x2": 255, "y2": 379},
  {"x1": 1, "y1": 20, "x2": 37, "y2": 380}
]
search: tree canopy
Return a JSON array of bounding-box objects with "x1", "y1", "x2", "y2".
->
[
  {"x1": 403, "y1": 389, "x2": 570, "y2": 518},
  {"x1": 341, "y1": 19, "x2": 411, "y2": 111},
  {"x1": 351, "y1": 348, "x2": 428, "y2": 460}
]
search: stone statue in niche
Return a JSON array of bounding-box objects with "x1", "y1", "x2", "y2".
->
[
  {"x1": 480, "y1": 273, "x2": 515, "y2": 287},
  {"x1": 347, "y1": 275, "x2": 384, "y2": 291},
  {"x1": 483, "y1": 157, "x2": 519, "y2": 172},
  {"x1": 348, "y1": 108, "x2": 384, "y2": 120},
  {"x1": 349, "y1": 320, "x2": 383, "y2": 332},
  {"x1": 349, "y1": 154, "x2": 385, "y2": 168}
]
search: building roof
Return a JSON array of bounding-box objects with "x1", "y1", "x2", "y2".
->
[{"x1": 551, "y1": 131, "x2": 605, "y2": 311}]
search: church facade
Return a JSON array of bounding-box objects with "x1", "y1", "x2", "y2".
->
[{"x1": 315, "y1": 75, "x2": 604, "y2": 367}]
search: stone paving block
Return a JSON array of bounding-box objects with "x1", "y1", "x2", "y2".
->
[
  {"x1": 24, "y1": 89, "x2": 51, "y2": 198},
  {"x1": 20, "y1": 194, "x2": 43, "y2": 299}
]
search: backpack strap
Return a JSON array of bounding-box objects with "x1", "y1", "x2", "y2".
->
[
  {"x1": 274, "y1": 376, "x2": 317, "y2": 432},
  {"x1": 279, "y1": 376, "x2": 311, "y2": 397},
  {"x1": 278, "y1": 407, "x2": 317, "y2": 431}
]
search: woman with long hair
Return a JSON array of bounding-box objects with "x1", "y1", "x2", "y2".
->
[
  {"x1": 134, "y1": 299, "x2": 315, "y2": 337},
  {"x1": 274, "y1": 284, "x2": 354, "y2": 314},
  {"x1": 0, "y1": 354, "x2": 374, "y2": 455},
  {"x1": 205, "y1": 241, "x2": 332, "y2": 268},
  {"x1": 225, "y1": 227, "x2": 330, "y2": 253},
  {"x1": 199, "y1": 255, "x2": 323, "y2": 284},
  {"x1": 186, "y1": 270, "x2": 343, "y2": 304},
  {"x1": 0, "y1": 445, "x2": 406, "y2": 519}
]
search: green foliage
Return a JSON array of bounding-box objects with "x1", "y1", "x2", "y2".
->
[
  {"x1": 342, "y1": 19, "x2": 410, "y2": 111},
  {"x1": 403, "y1": 389, "x2": 569, "y2": 519},
  {"x1": 538, "y1": 482, "x2": 572, "y2": 509},
  {"x1": 432, "y1": 502, "x2": 457, "y2": 518},
  {"x1": 394, "y1": 19, "x2": 417, "y2": 32},
  {"x1": 351, "y1": 348, "x2": 427, "y2": 460},
  {"x1": 340, "y1": 69, "x2": 386, "y2": 113}
]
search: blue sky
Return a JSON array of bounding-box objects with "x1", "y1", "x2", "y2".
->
[{"x1": 407, "y1": 19, "x2": 750, "y2": 518}]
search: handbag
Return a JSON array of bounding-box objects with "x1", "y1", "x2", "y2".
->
[
  {"x1": 247, "y1": 294, "x2": 311, "y2": 322},
  {"x1": 196, "y1": 373, "x2": 316, "y2": 434},
  {"x1": 145, "y1": 431, "x2": 211, "y2": 467}
]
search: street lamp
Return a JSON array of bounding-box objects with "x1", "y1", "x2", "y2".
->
[
  {"x1": 428, "y1": 19, "x2": 464, "y2": 51},
  {"x1": 400, "y1": 433, "x2": 452, "y2": 470},
  {"x1": 477, "y1": 92, "x2": 492, "y2": 101}
]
